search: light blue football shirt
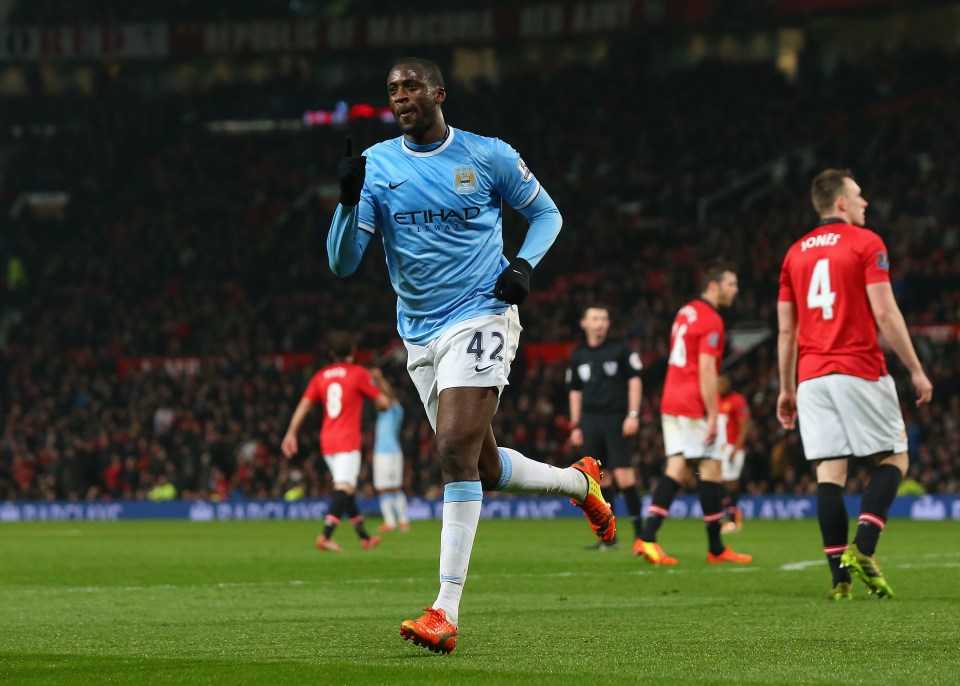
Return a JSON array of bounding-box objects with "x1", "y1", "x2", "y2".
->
[
  {"x1": 374, "y1": 402, "x2": 404, "y2": 454},
  {"x1": 328, "y1": 126, "x2": 561, "y2": 345}
]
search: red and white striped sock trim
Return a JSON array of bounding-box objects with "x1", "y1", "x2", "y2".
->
[
  {"x1": 703, "y1": 511, "x2": 725, "y2": 523},
  {"x1": 350, "y1": 514, "x2": 364, "y2": 525},
  {"x1": 823, "y1": 544, "x2": 848, "y2": 555},
  {"x1": 859, "y1": 513, "x2": 886, "y2": 530},
  {"x1": 648, "y1": 504, "x2": 669, "y2": 518},
  {"x1": 325, "y1": 514, "x2": 341, "y2": 525}
]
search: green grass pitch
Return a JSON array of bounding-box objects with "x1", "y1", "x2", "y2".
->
[{"x1": 1, "y1": 517, "x2": 957, "y2": 684}]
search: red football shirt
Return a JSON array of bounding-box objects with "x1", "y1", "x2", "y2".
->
[
  {"x1": 303, "y1": 363, "x2": 381, "y2": 455},
  {"x1": 719, "y1": 391, "x2": 750, "y2": 445},
  {"x1": 661, "y1": 299, "x2": 725, "y2": 418},
  {"x1": 778, "y1": 220, "x2": 889, "y2": 383}
]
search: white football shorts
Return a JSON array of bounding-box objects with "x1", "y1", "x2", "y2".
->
[
  {"x1": 661, "y1": 414, "x2": 723, "y2": 460},
  {"x1": 373, "y1": 451, "x2": 404, "y2": 491},
  {"x1": 405, "y1": 306, "x2": 521, "y2": 430},
  {"x1": 797, "y1": 373, "x2": 907, "y2": 460},
  {"x1": 323, "y1": 450, "x2": 362, "y2": 488},
  {"x1": 721, "y1": 448, "x2": 746, "y2": 481}
]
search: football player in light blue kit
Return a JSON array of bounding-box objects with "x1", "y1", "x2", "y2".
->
[
  {"x1": 369, "y1": 367, "x2": 409, "y2": 533},
  {"x1": 327, "y1": 57, "x2": 615, "y2": 654}
]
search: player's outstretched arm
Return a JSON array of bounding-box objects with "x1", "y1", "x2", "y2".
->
[
  {"x1": 282, "y1": 397, "x2": 314, "y2": 457},
  {"x1": 776, "y1": 301, "x2": 799, "y2": 429},
  {"x1": 866, "y1": 281, "x2": 933, "y2": 406},
  {"x1": 327, "y1": 136, "x2": 373, "y2": 277}
]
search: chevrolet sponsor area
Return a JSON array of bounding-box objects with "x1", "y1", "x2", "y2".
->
[{"x1": 2, "y1": 495, "x2": 958, "y2": 523}]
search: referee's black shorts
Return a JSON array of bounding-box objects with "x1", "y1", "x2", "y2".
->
[{"x1": 580, "y1": 413, "x2": 633, "y2": 470}]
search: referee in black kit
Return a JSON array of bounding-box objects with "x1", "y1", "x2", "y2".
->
[{"x1": 567, "y1": 306, "x2": 644, "y2": 550}]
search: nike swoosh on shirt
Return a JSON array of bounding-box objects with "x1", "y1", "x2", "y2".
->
[
  {"x1": 388, "y1": 179, "x2": 409, "y2": 190},
  {"x1": 474, "y1": 364, "x2": 496, "y2": 373}
]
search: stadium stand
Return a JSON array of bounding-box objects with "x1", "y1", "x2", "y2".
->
[{"x1": 1, "y1": 8, "x2": 958, "y2": 501}]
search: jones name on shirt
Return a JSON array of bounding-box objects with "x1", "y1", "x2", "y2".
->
[{"x1": 800, "y1": 233, "x2": 841, "y2": 251}]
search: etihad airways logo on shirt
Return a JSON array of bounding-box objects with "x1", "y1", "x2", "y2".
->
[{"x1": 393, "y1": 207, "x2": 481, "y2": 225}]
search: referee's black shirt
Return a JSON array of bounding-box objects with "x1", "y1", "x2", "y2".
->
[{"x1": 566, "y1": 339, "x2": 642, "y2": 414}]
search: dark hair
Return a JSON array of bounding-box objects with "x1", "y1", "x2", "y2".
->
[
  {"x1": 581, "y1": 305, "x2": 609, "y2": 318},
  {"x1": 391, "y1": 57, "x2": 445, "y2": 89},
  {"x1": 811, "y1": 168, "x2": 854, "y2": 215},
  {"x1": 700, "y1": 260, "x2": 737, "y2": 291},
  {"x1": 326, "y1": 331, "x2": 355, "y2": 360}
]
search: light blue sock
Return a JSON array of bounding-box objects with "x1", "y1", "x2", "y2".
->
[
  {"x1": 492, "y1": 447, "x2": 587, "y2": 499},
  {"x1": 395, "y1": 490, "x2": 410, "y2": 527},
  {"x1": 433, "y1": 481, "x2": 482, "y2": 627},
  {"x1": 378, "y1": 492, "x2": 396, "y2": 529}
]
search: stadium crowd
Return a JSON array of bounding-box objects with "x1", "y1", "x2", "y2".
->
[{"x1": 2, "y1": 43, "x2": 959, "y2": 502}]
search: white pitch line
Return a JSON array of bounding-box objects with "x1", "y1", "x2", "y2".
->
[
  {"x1": 3, "y1": 566, "x2": 764, "y2": 597},
  {"x1": 5, "y1": 580, "x2": 310, "y2": 595},
  {"x1": 782, "y1": 555, "x2": 960, "y2": 572},
  {"x1": 781, "y1": 560, "x2": 823, "y2": 572},
  {"x1": 6, "y1": 557, "x2": 957, "y2": 596}
]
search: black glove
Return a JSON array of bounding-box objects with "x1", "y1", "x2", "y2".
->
[
  {"x1": 338, "y1": 136, "x2": 366, "y2": 206},
  {"x1": 494, "y1": 258, "x2": 533, "y2": 305}
]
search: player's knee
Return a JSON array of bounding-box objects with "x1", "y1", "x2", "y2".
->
[
  {"x1": 698, "y1": 460, "x2": 722, "y2": 482},
  {"x1": 436, "y1": 431, "x2": 483, "y2": 479},
  {"x1": 879, "y1": 451, "x2": 908, "y2": 474},
  {"x1": 664, "y1": 456, "x2": 687, "y2": 482}
]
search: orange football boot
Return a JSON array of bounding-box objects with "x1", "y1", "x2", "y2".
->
[
  {"x1": 633, "y1": 538, "x2": 678, "y2": 565},
  {"x1": 569, "y1": 457, "x2": 617, "y2": 543},
  {"x1": 400, "y1": 607, "x2": 458, "y2": 654},
  {"x1": 707, "y1": 547, "x2": 753, "y2": 564},
  {"x1": 315, "y1": 535, "x2": 343, "y2": 552}
]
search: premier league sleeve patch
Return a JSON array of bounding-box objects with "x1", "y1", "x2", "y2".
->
[
  {"x1": 877, "y1": 252, "x2": 889, "y2": 270},
  {"x1": 517, "y1": 158, "x2": 534, "y2": 183},
  {"x1": 708, "y1": 332, "x2": 719, "y2": 348}
]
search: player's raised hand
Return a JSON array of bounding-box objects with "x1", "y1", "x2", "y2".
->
[
  {"x1": 494, "y1": 257, "x2": 533, "y2": 305},
  {"x1": 777, "y1": 390, "x2": 797, "y2": 430},
  {"x1": 337, "y1": 135, "x2": 366, "y2": 206},
  {"x1": 911, "y1": 369, "x2": 933, "y2": 406}
]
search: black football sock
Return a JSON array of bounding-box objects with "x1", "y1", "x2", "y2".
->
[
  {"x1": 620, "y1": 485, "x2": 644, "y2": 539},
  {"x1": 324, "y1": 490, "x2": 349, "y2": 539},
  {"x1": 817, "y1": 482, "x2": 850, "y2": 585},
  {"x1": 641, "y1": 476, "x2": 680, "y2": 542},
  {"x1": 725, "y1": 489, "x2": 741, "y2": 522},
  {"x1": 601, "y1": 486, "x2": 618, "y2": 515},
  {"x1": 854, "y1": 464, "x2": 902, "y2": 556},
  {"x1": 700, "y1": 481, "x2": 725, "y2": 556},
  {"x1": 345, "y1": 494, "x2": 371, "y2": 540}
]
